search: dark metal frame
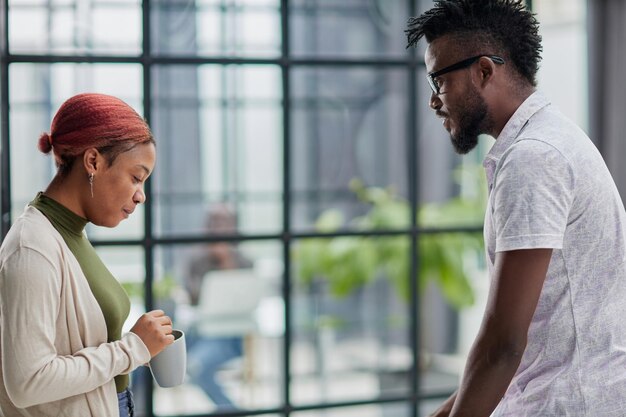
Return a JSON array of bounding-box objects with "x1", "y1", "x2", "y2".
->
[{"x1": 0, "y1": 1, "x2": 494, "y2": 416}]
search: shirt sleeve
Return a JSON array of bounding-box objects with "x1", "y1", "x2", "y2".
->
[
  {"x1": 0, "y1": 245, "x2": 151, "y2": 409},
  {"x1": 492, "y1": 139, "x2": 575, "y2": 252}
]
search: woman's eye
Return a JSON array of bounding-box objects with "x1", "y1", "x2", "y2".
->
[{"x1": 133, "y1": 176, "x2": 141, "y2": 184}]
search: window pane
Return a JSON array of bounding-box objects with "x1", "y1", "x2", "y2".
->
[
  {"x1": 9, "y1": 63, "x2": 144, "y2": 238},
  {"x1": 417, "y1": 232, "x2": 485, "y2": 402},
  {"x1": 535, "y1": 0, "x2": 588, "y2": 129},
  {"x1": 149, "y1": 241, "x2": 284, "y2": 414},
  {"x1": 152, "y1": 0, "x2": 281, "y2": 57},
  {"x1": 9, "y1": 0, "x2": 142, "y2": 55},
  {"x1": 290, "y1": 0, "x2": 409, "y2": 58},
  {"x1": 291, "y1": 236, "x2": 411, "y2": 404},
  {"x1": 293, "y1": 403, "x2": 410, "y2": 417},
  {"x1": 291, "y1": 67, "x2": 409, "y2": 232},
  {"x1": 151, "y1": 64, "x2": 283, "y2": 236}
]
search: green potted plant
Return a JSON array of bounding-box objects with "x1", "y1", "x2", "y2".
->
[
  {"x1": 294, "y1": 164, "x2": 486, "y2": 310},
  {"x1": 292, "y1": 164, "x2": 487, "y2": 391}
]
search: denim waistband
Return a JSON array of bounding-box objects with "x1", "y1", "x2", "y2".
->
[{"x1": 117, "y1": 388, "x2": 134, "y2": 417}]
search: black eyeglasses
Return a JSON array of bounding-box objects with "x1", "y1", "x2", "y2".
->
[{"x1": 427, "y1": 54, "x2": 505, "y2": 95}]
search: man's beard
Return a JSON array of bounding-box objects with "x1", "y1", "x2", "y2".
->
[{"x1": 449, "y1": 91, "x2": 489, "y2": 155}]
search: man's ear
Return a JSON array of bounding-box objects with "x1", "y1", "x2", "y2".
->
[
  {"x1": 476, "y1": 56, "x2": 496, "y2": 87},
  {"x1": 83, "y1": 148, "x2": 101, "y2": 173}
]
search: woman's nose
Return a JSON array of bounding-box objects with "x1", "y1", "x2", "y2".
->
[{"x1": 133, "y1": 188, "x2": 146, "y2": 204}]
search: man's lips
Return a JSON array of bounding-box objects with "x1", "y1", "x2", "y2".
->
[{"x1": 436, "y1": 112, "x2": 451, "y2": 130}]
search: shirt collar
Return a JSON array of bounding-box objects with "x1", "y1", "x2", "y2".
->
[{"x1": 483, "y1": 91, "x2": 551, "y2": 188}]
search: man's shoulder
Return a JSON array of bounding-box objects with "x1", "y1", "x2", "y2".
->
[
  {"x1": 512, "y1": 106, "x2": 595, "y2": 161},
  {"x1": 523, "y1": 104, "x2": 589, "y2": 143}
]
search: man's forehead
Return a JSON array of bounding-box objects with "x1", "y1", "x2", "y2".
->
[{"x1": 424, "y1": 36, "x2": 458, "y2": 71}]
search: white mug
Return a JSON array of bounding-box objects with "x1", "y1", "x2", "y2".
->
[{"x1": 149, "y1": 329, "x2": 186, "y2": 388}]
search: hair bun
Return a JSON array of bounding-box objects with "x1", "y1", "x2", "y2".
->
[{"x1": 38, "y1": 132, "x2": 53, "y2": 154}]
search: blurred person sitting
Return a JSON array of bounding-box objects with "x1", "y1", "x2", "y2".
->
[{"x1": 185, "y1": 204, "x2": 253, "y2": 409}]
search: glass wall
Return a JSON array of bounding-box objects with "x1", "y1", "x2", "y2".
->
[
  {"x1": 0, "y1": 1, "x2": 563, "y2": 417},
  {"x1": 534, "y1": 0, "x2": 588, "y2": 130}
]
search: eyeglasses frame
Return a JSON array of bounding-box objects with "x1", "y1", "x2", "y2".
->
[{"x1": 427, "y1": 54, "x2": 505, "y2": 95}]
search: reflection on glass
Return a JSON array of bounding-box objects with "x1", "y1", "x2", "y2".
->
[
  {"x1": 151, "y1": 0, "x2": 281, "y2": 57},
  {"x1": 8, "y1": 63, "x2": 144, "y2": 238},
  {"x1": 151, "y1": 64, "x2": 283, "y2": 236},
  {"x1": 293, "y1": 403, "x2": 410, "y2": 417},
  {"x1": 9, "y1": 0, "x2": 142, "y2": 55},
  {"x1": 149, "y1": 240, "x2": 284, "y2": 415},
  {"x1": 291, "y1": 67, "x2": 408, "y2": 232},
  {"x1": 290, "y1": 0, "x2": 409, "y2": 58},
  {"x1": 291, "y1": 236, "x2": 411, "y2": 404}
]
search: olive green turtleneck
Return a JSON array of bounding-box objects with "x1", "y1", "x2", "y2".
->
[{"x1": 30, "y1": 192, "x2": 131, "y2": 393}]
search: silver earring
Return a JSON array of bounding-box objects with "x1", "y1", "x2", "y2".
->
[{"x1": 89, "y1": 173, "x2": 94, "y2": 198}]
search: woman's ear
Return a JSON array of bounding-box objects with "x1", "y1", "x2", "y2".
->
[{"x1": 83, "y1": 148, "x2": 101, "y2": 173}]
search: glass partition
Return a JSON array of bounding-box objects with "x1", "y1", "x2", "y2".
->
[
  {"x1": 291, "y1": 67, "x2": 409, "y2": 232},
  {"x1": 9, "y1": 0, "x2": 142, "y2": 55},
  {"x1": 151, "y1": 64, "x2": 283, "y2": 237},
  {"x1": 147, "y1": 241, "x2": 284, "y2": 415},
  {"x1": 152, "y1": 0, "x2": 281, "y2": 58},
  {"x1": 290, "y1": 0, "x2": 409, "y2": 58}
]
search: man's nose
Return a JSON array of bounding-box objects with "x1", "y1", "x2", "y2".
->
[{"x1": 429, "y1": 91, "x2": 442, "y2": 111}]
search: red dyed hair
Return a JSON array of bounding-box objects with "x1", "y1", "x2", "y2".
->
[{"x1": 38, "y1": 93, "x2": 154, "y2": 175}]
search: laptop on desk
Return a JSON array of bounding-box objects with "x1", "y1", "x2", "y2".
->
[{"x1": 196, "y1": 268, "x2": 264, "y2": 337}]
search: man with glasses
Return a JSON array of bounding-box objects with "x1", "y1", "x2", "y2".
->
[{"x1": 407, "y1": 1, "x2": 626, "y2": 416}]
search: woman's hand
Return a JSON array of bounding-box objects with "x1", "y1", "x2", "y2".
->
[{"x1": 130, "y1": 310, "x2": 175, "y2": 357}]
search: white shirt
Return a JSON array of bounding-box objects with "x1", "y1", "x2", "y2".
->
[{"x1": 484, "y1": 92, "x2": 626, "y2": 416}]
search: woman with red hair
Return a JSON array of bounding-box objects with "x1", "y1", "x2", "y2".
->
[{"x1": 0, "y1": 93, "x2": 173, "y2": 417}]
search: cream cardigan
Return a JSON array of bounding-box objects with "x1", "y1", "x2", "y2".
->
[{"x1": 0, "y1": 206, "x2": 151, "y2": 416}]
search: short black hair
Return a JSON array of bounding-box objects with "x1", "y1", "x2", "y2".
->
[{"x1": 406, "y1": 0, "x2": 542, "y2": 86}]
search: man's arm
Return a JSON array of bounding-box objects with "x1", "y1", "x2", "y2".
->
[
  {"x1": 429, "y1": 391, "x2": 457, "y2": 417},
  {"x1": 448, "y1": 248, "x2": 553, "y2": 417}
]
